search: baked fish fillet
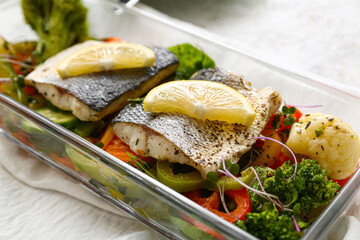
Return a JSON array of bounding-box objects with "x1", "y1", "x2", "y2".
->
[
  {"x1": 112, "y1": 68, "x2": 282, "y2": 178},
  {"x1": 25, "y1": 41, "x2": 179, "y2": 121}
]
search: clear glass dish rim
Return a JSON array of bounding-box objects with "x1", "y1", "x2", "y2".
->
[{"x1": 0, "y1": 1, "x2": 359, "y2": 239}]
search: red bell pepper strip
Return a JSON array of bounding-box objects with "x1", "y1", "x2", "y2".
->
[
  {"x1": 11, "y1": 130, "x2": 33, "y2": 147},
  {"x1": 182, "y1": 189, "x2": 251, "y2": 239},
  {"x1": 265, "y1": 106, "x2": 302, "y2": 136},
  {"x1": 24, "y1": 86, "x2": 37, "y2": 96},
  {"x1": 332, "y1": 163, "x2": 359, "y2": 187},
  {"x1": 50, "y1": 153, "x2": 77, "y2": 170},
  {"x1": 184, "y1": 188, "x2": 251, "y2": 223},
  {"x1": 104, "y1": 136, "x2": 154, "y2": 166},
  {"x1": 102, "y1": 37, "x2": 123, "y2": 42}
]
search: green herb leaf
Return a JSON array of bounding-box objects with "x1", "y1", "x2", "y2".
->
[
  {"x1": 207, "y1": 171, "x2": 219, "y2": 183},
  {"x1": 17, "y1": 75, "x2": 25, "y2": 88},
  {"x1": 128, "y1": 97, "x2": 144, "y2": 107},
  {"x1": 225, "y1": 159, "x2": 232, "y2": 170},
  {"x1": 282, "y1": 106, "x2": 296, "y2": 115},
  {"x1": 125, "y1": 151, "x2": 155, "y2": 179},
  {"x1": 271, "y1": 114, "x2": 282, "y2": 129},
  {"x1": 315, "y1": 126, "x2": 324, "y2": 137},
  {"x1": 168, "y1": 43, "x2": 215, "y2": 80},
  {"x1": 289, "y1": 107, "x2": 296, "y2": 114},
  {"x1": 283, "y1": 116, "x2": 295, "y2": 127},
  {"x1": 282, "y1": 106, "x2": 290, "y2": 114},
  {"x1": 204, "y1": 171, "x2": 219, "y2": 189},
  {"x1": 229, "y1": 164, "x2": 240, "y2": 176}
]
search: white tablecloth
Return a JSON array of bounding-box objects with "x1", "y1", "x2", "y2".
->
[{"x1": 1, "y1": 0, "x2": 360, "y2": 239}]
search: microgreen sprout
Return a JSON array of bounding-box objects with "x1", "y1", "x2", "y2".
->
[
  {"x1": 250, "y1": 166, "x2": 284, "y2": 210},
  {"x1": 253, "y1": 136, "x2": 297, "y2": 180},
  {"x1": 204, "y1": 171, "x2": 219, "y2": 188},
  {"x1": 0, "y1": 57, "x2": 35, "y2": 69},
  {"x1": 270, "y1": 106, "x2": 299, "y2": 140},
  {"x1": 282, "y1": 106, "x2": 296, "y2": 115},
  {"x1": 125, "y1": 151, "x2": 156, "y2": 179},
  {"x1": 220, "y1": 158, "x2": 240, "y2": 176},
  {"x1": 218, "y1": 157, "x2": 278, "y2": 199},
  {"x1": 288, "y1": 104, "x2": 323, "y2": 109},
  {"x1": 217, "y1": 180, "x2": 232, "y2": 216},
  {"x1": 282, "y1": 106, "x2": 296, "y2": 127},
  {"x1": 217, "y1": 158, "x2": 282, "y2": 219},
  {"x1": 127, "y1": 97, "x2": 144, "y2": 107},
  {"x1": 292, "y1": 215, "x2": 300, "y2": 232}
]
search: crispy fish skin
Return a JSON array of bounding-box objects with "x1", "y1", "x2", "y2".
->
[
  {"x1": 25, "y1": 41, "x2": 179, "y2": 121},
  {"x1": 113, "y1": 68, "x2": 282, "y2": 178}
]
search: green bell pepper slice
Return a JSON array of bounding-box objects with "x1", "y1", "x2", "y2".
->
[
  {"x1": 157, "y1": 161, "x2": 256, "y2": 193},
  {"x1": 156, "y1": 161, "x2": 205, "y2": 192},
  {"x1": 210, "y1": 167, "x2": 255, "y2": 192}
]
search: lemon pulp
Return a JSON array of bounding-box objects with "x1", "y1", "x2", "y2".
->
[
  {"x1": 144, "y1": 80, "x2": 256, "y2": 126},
  {"x1": 57, "y1": 42, "x2": 155, "y2": 78}
]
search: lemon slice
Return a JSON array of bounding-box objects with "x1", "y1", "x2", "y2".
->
[
  {"x1": 144, "y1": 80, "x2": 256, "y2": 126},
  {"x1": 57, "y1": 42, "x2": 155, "y2": 78}
]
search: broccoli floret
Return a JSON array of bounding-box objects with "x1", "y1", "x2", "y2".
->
[
  {"x1": 21, "y1": 0, "x2": 88, "y2": 62},
  {"x1": 292, "y1": 159, "x2": 340, "y2": 214},
  {"x1": 234, "y1": 204, "x2": 303, "y2": 240},
  {"x1": 250, "y1": 159, "x2": 340, "y2": 215}
]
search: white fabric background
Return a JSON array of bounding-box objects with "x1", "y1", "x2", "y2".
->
[{"x1": 1, "y1": 0, "x2": 360, "y2": 239}]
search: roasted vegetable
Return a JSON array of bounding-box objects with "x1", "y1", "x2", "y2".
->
[{"x1": 21, "y1": 0, "x2": 88, "y2": 62}]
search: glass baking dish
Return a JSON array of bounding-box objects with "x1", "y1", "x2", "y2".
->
[{"x1": 1, "y1": 0, "x2": 360, "y2": 239}]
